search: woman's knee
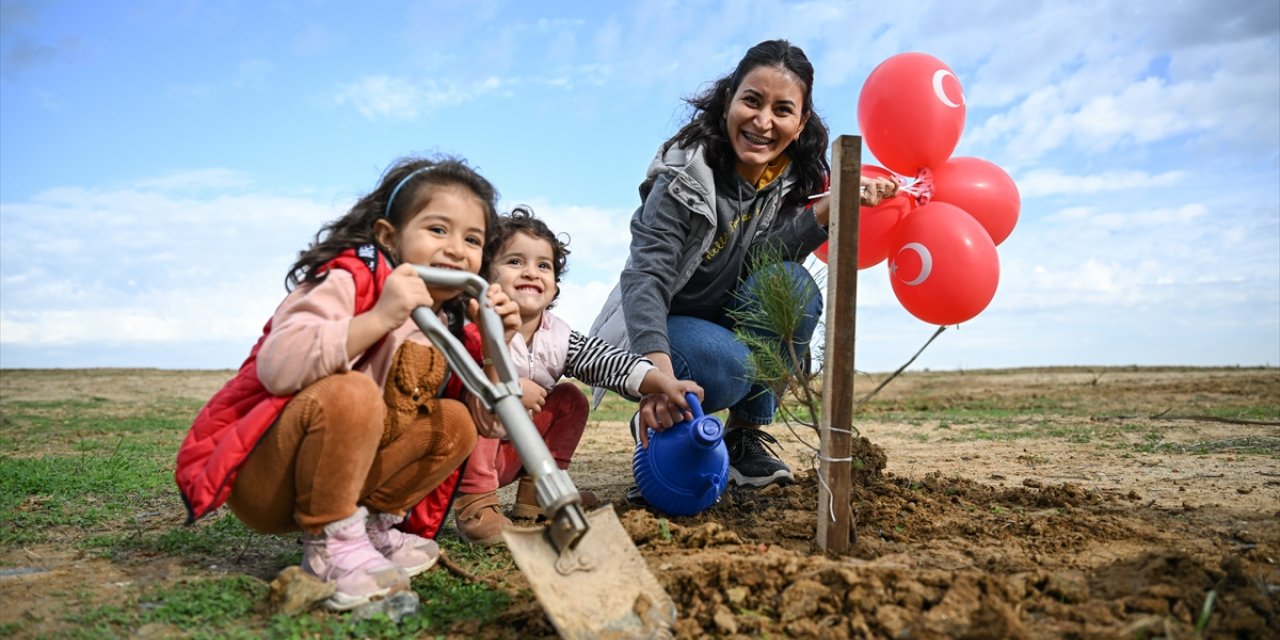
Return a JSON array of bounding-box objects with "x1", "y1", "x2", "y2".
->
[{"x1": 668, "y1": 316, "x2": 752, "y2": 375}]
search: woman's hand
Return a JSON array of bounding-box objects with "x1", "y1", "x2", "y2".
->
[
  {"x1": 811, "y1": 176, "x2": 900, "y2": 226},
  {"x1": 860, "y1": 175, "x2": 898, "y2": 207}
]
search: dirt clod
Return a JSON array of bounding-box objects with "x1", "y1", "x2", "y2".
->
[{"x1": 268, "y1": 565, "x2": 334, "y2": 615}]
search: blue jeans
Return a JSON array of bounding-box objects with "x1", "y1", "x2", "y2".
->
[{"x1": 667, "y1": 262, "x2": 822, "y2": 425}]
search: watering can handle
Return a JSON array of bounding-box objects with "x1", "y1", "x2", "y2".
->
[{"x1": 685, "y1": 392, "x2": 704, "y2": 420}]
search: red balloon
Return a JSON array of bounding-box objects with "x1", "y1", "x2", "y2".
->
[
  {"x1": 930, "y1": 157, "x2": 1020, "y2": 246},
  {"x1": 887, "y1": 202, "x2": 999, "y2": 325},
  {"x1": 858, "y1": 53, "x2": 966, "y2": 175},
  {"x1": 813, "y1": 166, "x2": 917, "y2": 269}
]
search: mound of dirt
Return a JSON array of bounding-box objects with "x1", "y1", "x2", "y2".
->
[{"x1": 490, "y1": 466, "x2": 1277, "y2": 639}]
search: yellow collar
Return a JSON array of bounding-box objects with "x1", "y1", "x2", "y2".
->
[{"x1": 755, "y1": 154, "x2": 791, "y2": 189}]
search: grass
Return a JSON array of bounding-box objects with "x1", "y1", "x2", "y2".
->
[
  {"x1": 1, "y1": 367, "x2": 1275, "y2": 637},
  {"x1": 0, "y1": 373, "x2": 516, "y2": 638}
]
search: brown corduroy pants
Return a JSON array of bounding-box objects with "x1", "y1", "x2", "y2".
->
[{"x1": 227, "y1": 371, "x2": 477, "y2": 535}]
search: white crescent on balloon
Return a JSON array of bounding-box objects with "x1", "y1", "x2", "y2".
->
[
  {"x1": 931, "y1": 69, "x2": 964, "y2": 108},
  {"x1": 896, "y1": 242, "x2": 934, "y2": 286}
]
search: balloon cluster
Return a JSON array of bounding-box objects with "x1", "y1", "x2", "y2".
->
[{"x1": 815, "y1": 53, "x2": 1020, "y2": 326}]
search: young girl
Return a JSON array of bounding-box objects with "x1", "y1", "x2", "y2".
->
[
  {"x1": 175, "y1": 156, "x2": 520, "y2": 611},
  {"x1": 451, "y1": 206, "x2": 702, "y2": 545}
]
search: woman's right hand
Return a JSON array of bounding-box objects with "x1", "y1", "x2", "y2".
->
[{"x1": 860, "y1": 175, "x2": 898, "y2": 207}]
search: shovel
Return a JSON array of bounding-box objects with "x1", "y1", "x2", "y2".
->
[{"x1": 410, "y1": 266, "x2": 677, "y2": 639}]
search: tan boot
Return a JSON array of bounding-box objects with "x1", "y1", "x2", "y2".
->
[
  {"x1": 453, "y1": 491, "x2": 510, "y2": 546},
  {"x1": 511, "y1": 476, "x2": 600, "y2": 520}
]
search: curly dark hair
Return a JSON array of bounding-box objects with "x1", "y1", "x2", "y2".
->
[
  {"x1": 663, "y1": 39, "x2": 830, "y2": 207},
  {"x1": 483, "y1": 205, "x2": 570, "y2": 309},
  {"x1": 286, "y1": 155, "x2": 500, "y2": 290}
]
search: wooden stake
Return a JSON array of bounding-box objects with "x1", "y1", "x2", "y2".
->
[{"x1": 817, "y1": 135, "x2": 860, "y2": 553}]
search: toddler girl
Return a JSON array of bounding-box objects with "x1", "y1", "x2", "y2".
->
[{"x1": 452, "y1": 206, "x2": 701, "y2": 545}]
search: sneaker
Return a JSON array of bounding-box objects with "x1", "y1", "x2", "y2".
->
[
  {"x1": 366, "y1": 512, "x2": 440, "y2": 577},
  {"x1": 453, "y1": 491, "x2": 511, "y2": 546},
  {"x1": 724, "y1": 427, "x2": 794, "y2": 488},
  {"x1": 301, "y1": 507, "x2": 410, "y2": 612},
  {"x1": 625, "y1": 484, "x2": 647, "y2": 506}
]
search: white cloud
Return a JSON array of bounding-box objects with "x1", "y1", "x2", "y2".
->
[
  {"x1": 502, "y1": 198, "x2": 634, "y2": 274},
  {"x1": 132, "y1": 168, "x2": 256, "y2": 192},
  {"x1": 331, "y1": 74, "x2": 510, "y2": 121},
  {"x1": 0, "y1": 177, "x2": 341, "y2": 353},
  {"x1": 1017, "y1": 169, "x2": 1190, "y2": 197},
  {"x1": 332, "y1": 75, "x2": 426, "y2": 121}
]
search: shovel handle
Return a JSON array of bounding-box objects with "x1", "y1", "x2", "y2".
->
[{"x1": 409, "y1": 265, "x2": 589, "y2": 553}]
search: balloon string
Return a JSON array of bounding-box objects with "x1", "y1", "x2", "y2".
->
[{"x1": 895, "y1": 167, "x2": 934, "y2": 205}]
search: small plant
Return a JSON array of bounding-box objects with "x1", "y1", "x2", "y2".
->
[
  {"x1": 1196, "y1": 589, "x2": 1217, "y2": 633},
  {"x1": 727, "y1": 249, "x2": 829, "y2": 442}
]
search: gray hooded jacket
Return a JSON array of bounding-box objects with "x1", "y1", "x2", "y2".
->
[{"x1": 588, "y1": 142, "x2": 827, "y2": 405}]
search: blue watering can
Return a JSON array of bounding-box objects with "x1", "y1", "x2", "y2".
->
[{"x1": 631, "y1": 393, "x2": 729, "y2": 517}]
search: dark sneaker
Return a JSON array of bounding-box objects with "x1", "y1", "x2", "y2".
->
[
  {"x1": 625, "y1": 484, "x2": 647, "y2": 505},
  {"x1": 725, "y1": 428, "x2": 794, "y2": 488}
]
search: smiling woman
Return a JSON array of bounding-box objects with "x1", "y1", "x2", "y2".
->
[{"x1": 587, "y1": 39, "x2": 903, "y2": 492}]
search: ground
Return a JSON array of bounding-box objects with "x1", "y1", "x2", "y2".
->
[
  {"x1": 495, "y1": 367, "x2": 1280, "y2": 638},
  {"x1": 1, "y1": 366, "x2": 1277, "y2": 638}
]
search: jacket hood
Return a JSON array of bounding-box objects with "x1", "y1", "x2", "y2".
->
[{"x1": 641, "y1": 141, "x2": 797, "y2": 205}]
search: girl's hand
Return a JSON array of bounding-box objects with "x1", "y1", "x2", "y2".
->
[
  {"x1": 468, "y1": 283, "x2": 521, "y2": 344},
  {"x1": 519, "y1": 378, "x2": 547, "y2": 413},
  {"x1": 373, "y1": 263, "x2": 435, "y2": 333},
  {"x1": 634, "y1": 376, "x2": 704, "y2": 448}
]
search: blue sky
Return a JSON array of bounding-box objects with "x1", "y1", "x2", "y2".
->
[{"x1": 2, "y1": 0, "x2": 1277, "y2": 372}]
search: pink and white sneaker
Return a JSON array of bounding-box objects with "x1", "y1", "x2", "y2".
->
[
  {"x1": 366, "y1": 511, "x2": 440, "y2": 577},
  {"x1": 301, "y1": 507, "x2": 410, "y2": 611}
]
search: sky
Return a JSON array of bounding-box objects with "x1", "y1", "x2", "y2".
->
[{"x1": 1, "y1": 0, "x2": 1277, "y2": 373}]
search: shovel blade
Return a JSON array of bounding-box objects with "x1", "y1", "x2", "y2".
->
[{"x1": 502, "y1": 505, "x2": 676, "y2": 639}]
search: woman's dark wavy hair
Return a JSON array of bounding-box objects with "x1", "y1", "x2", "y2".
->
[
  {"x1": 285, "y1": 155, "x2": 500, "y2": 334},
  {"x1": 666, "y1": 39, "x2": 830, "y2": 207},
  {"x1": 483, "y1": 205, "x2": 570, "y2": 309}
]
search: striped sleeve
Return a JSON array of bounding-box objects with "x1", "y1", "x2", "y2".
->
[{"x1": 563, "y1": 329, "x2": 654, "y2": 400}]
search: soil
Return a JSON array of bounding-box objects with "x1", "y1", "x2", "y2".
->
[{"x1": 2, "y1": 367, "x2": 1277, "y2": 639}]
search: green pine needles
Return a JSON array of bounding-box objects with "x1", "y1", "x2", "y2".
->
[{"x1": 727, "y1": 247, "x2": 834, "y2": 435}]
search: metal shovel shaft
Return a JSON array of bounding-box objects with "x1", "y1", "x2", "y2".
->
[
  {"x1": 409, "y1": 266, "x2": 588, "y2": 553},
  {"x1": 410, "y1": 266, "x2": 677, "y2": 638}
]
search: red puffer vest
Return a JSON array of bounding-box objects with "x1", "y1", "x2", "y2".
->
[{"x1": 175, "y1": 245, "x2": 463, "y2": 538}]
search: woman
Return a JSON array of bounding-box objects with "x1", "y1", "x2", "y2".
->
[{"x1": 589, "y1": 39, "x2": 898, "y2": 488}]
